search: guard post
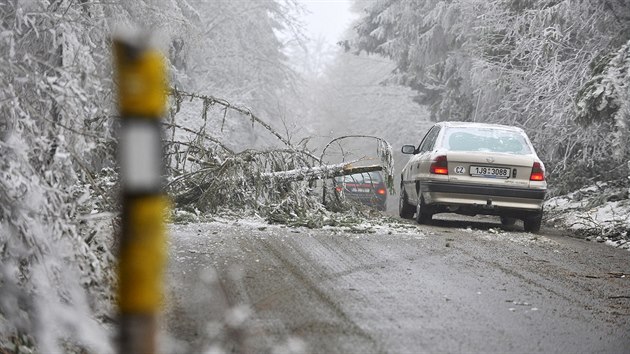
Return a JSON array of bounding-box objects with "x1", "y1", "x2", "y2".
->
[{"x1": 114, "y1": 37, "x2": 168, "y2": 354}]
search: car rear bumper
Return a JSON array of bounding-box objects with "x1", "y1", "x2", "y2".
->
[{"x1": 421, "y1": 181, "x2": 545, "y2": 211}]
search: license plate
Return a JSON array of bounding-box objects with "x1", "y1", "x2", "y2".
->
[
  {"x1": 350, "y1": 188, "x2": 371, "y2": 193},
  {"x1": 470, "y1": 165, "x2": 510, "y2": 178}
]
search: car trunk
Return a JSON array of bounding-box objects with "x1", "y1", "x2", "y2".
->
[{"x1": 445, "y1": 151, "x2": 534, "y2": 188}]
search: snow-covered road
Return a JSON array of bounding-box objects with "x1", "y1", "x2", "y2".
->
[{"x1": 163, "y1": 216, "x2": 630, "y2": 353}]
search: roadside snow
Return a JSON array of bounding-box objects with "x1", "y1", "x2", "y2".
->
[
  {"x1": 545, "y1": 182, "x2": 629, "y2": 250},
  {"x1": 475, "y1": 228, "x2": 559, "y2": 247}
]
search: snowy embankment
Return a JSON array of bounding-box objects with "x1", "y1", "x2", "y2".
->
[{"x1": 545, "y1": 181, "x2": 630, "y2": 250}]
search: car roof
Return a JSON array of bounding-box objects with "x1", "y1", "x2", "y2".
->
[{"x1": 435, "y1": 121, "x2": 525, "y2": 132}]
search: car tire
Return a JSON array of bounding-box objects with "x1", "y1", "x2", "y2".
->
[
  {"x1": 399, "y1": 190, "x2": 415, "y2": 219},
  {"x1": 500, "y1": 216, "x2": 517, "y2": 226},
  {"x1": 415, "y1": 196, "x2": 432, "y2": 224},
  {"x1": 523, "y1": 212, "x2": 542, "y2": 233}
]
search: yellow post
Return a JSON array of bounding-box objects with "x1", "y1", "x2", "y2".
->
[{"x1": 114, "y1": 38, "x2": 168, "y2": 354}]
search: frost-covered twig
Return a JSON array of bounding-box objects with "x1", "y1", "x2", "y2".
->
[
  {"x1": 169, "y1": 87, "x2": 320, "y2": 162},
  {"x1": 163, "y1": 121, "x2": 234, "y2": 154},
  {"x1": 319, "y1": 135, "x2": 394, "y2": 203},
  {"x1": 319, "y1": 135, "x2": 393, "y2": 185}
]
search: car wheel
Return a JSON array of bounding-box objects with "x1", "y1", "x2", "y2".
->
[
  {"x1": 415, "y1": 196, "x2": 432, "y2": 224},
  {"x1": 500, "y1": 216, "x2": 517, "y2": 226},
  {"x1": 399, "y1": 190, "x2": 415, "y2": 219},
  {"x1": 523, "y1": 213, "x2": 542, "y2": 233}
]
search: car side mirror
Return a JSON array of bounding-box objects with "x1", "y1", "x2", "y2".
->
[{"x1": 401, "y1": 145, "x2": 416, "y2": 154}]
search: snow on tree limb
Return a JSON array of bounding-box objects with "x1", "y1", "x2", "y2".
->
[
  {"x1": 353, "y1": 0, "x2": 630, "y2": 193},
  {"x1": 169, "y1": 87, "x2": 321, "y2": 163},
  {"x1": 261, "y1": 162, "x2": 383, "y2": 183}
]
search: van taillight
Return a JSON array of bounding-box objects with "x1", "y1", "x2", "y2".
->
[
  {"x1": 430, "y1": 155, "x2": 448, "y2": 175},
  {"x1": 530, "y1": 161, "x2": 545, "y2": 181}
]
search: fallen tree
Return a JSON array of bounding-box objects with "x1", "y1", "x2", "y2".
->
[{"x1": 165, "y1": 89, "x2": 394, "y2": 218}]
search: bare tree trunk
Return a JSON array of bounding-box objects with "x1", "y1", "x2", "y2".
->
[{"x1": 46, "y1": 0, "x2": 64, "y2": 167}]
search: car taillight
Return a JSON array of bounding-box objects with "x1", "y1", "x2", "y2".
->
[
  {"x1": 430, "y1": 155, "x2": 449, "y2": 175},
  {"x1": 376, "y1": 188, "x2": 386, "y2": 195},
  {"x1": 530, "y1": 161, "x2": 545, "y2": 181},
  {"x1": 335, "y1": 186, "x2": 343, "y2": 192}
]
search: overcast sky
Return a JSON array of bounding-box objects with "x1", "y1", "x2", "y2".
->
[{"x1": 301, "y1": 0, "x2": 356, "y2": 45}]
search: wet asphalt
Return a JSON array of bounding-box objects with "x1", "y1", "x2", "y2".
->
[{"x1": 164, "y1": 215, "x2": 630, "y2": 354}]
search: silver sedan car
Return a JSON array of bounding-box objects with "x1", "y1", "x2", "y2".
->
[{"x1": 399, "y1": 122, "x2": 547, "y2": 232}]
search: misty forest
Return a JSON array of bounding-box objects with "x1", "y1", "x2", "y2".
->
[{"x1": 1, "y1": 0, "x2": 629, "y2": 353}]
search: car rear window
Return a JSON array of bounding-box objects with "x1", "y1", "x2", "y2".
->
[
  {"x1": 337, "y1": 172, "x2": 383, "y2": 184},
  {"x1": 442, "y1": 127, "x2": 532, "y2": 155}
]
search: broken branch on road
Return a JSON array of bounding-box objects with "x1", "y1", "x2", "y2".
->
[{"x1": 165, "y1": 90, "x2": 394, "y2": 222}]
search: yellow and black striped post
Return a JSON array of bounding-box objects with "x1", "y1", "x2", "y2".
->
[{"x1": 114, "y1": 38, "x2": 168, "y2": 354}]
